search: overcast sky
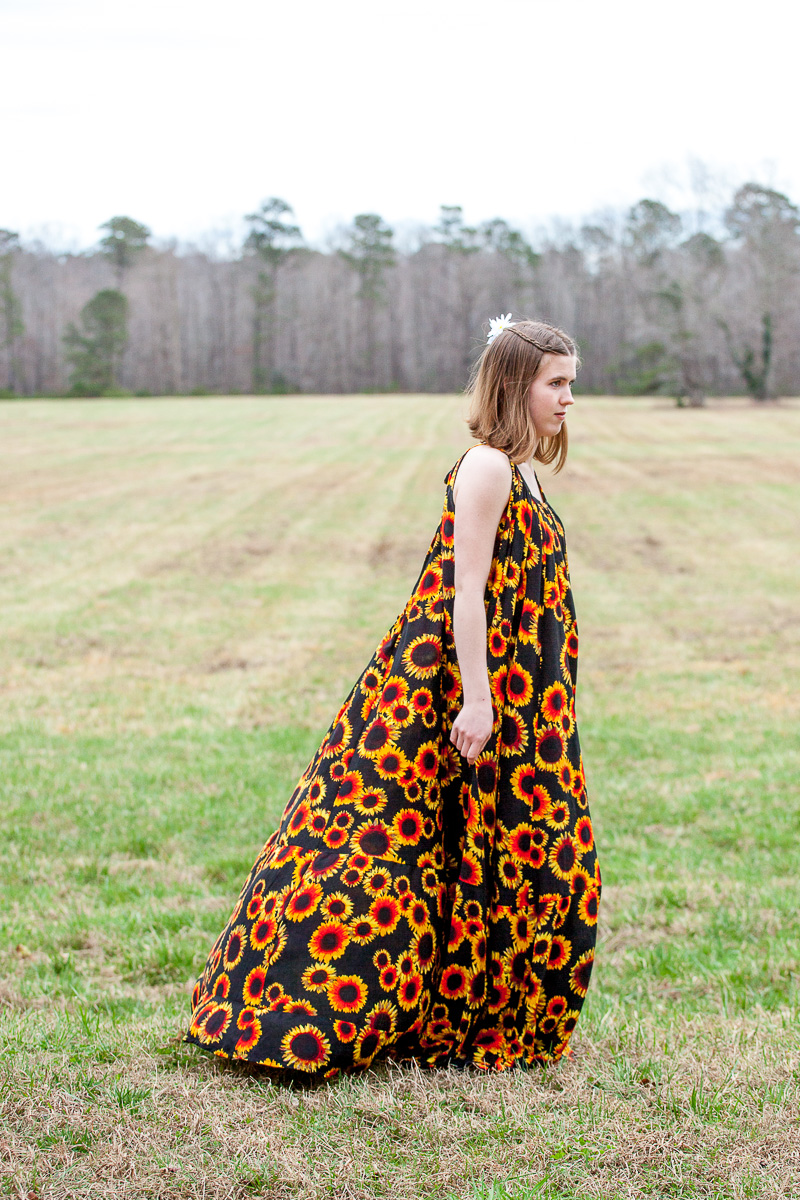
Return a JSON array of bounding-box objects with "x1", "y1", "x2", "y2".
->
[{"x1": 4, "y1": 0, "x2": 799, "y2": 251}]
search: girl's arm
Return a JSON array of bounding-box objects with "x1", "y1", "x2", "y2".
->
[{"x1": 450, "y1": 447, "x2": 512, "y2": 766}]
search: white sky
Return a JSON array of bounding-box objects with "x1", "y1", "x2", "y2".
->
[{"x1": 3, "y1": 0, "x2": 799, "y2": 251}]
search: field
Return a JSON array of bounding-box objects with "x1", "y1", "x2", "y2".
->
[{"x1": 1, "y1": 394, "x2": 798, "y2": 1200}]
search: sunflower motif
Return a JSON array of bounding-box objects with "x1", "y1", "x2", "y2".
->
[
  {"x1": 334, "y1": 770, "x2": 364, "y2": 806},
  {"x1": 234, "y1": 1015, "x2": 262, "y2": 1056},
  {"x1": 223, "y1": 926, "x2": 247, "y2": 971},
  {"x1": 504, "y1": 947, "x2": 529, "y2": 990},
  {"x1": 349, "y1": 915, "x2": 379, "y2": 944},
  {"x1": 486, "y1": 559, "x2": 504, "y2": 596},
  {"x1": 414, "y1": 741, "x2": 440, "y2": 780},
  {"x1": 546, "y1": 800, "x2": 570, "y2": 831},
  {"x1": 574, "y1": 815, "x2": 594, "y2": 854},
  {"x1": 440, "y1": 555, "x2": 455, "y2": 597},
  {"x1": 558, "y1": 708, "x2": 576, "y2": 738},
  {"x1": 281, "y1": 1024, "x2": 331, "y2": 1072},
  {"x1": 308, "y1": 921, "x2": 350, "y2": 962},
  {"x1": 323, "y1": 825, "x2": 348, "y2": 850},
  {"x1": 301, "y1": 963, "x2": 337, "y2": 992},
  {"x1": 498, "y1": 854, "x2": 521, "y2": 889},
  {"x1": 488, "y1": 627, "x2": 507, "y2": 659},
  {"x1": 557, "y1": 761, "x2": 576, "y2": 792},
  {"x1": 243, "y1": 966, "x2": 267, "y2": 1006},
  {"x1": 458, "y1": 853, "x2": 482, "y2": 887},
  {"x1": 508, "y1": 823, "x2": 538, "y2": 863},
  {"x1": 489, "y1": 664, "x2": 508, "y2": 704},
  {"x1": 535, "y1": 725, "x2": 566, "y2": 773},
  {"x1": 403, "y1": 780, "x2": 422, "y2": 804},
  {"x1": 334, "y1": 1019, "x2": 358, "y2": 1043},
  {"x1": 393, "y1": 808, "x2": 423, "y2": 846},
  {"x1": 548, "y1": 834, "x2": 580, "y2": 881},
  {"x1": 440, "y1": 965, "x2": 468, "y2": 999},
  {"x1": 392, "y1": 702, "x2": 415, "y2": 728},
  {"x1": 397, "y1": 972, "x2": 423, "y2": 1010},
  {"x1": 570, "y1": 866, "x2": 593, "y2": 895},
  {"x1": 405, "y1": 897, "x2": 430, "y2": 932},
  {"x1": 352, "y1": 820, "x2": 396, "y2": 859},
  {"x1": 557, "y1": 1009, "x2": 580, "y2": 1040},
  {"x1": 578, "y1": 887, "x2": 600, "y2": 926},
  {"x1": 285, "y1": 881, "x2": 323, "y2": 923},
  {"x1": 249, "y1": 913, "x2": 277, "y2": 952},
  {"x1": 411, "y1": 928, "x2": 437, "y2": 973},
  {"x1": 328, "y1": 974, "x2": 368, "y2": 1013},
  {"x1": 528, "y1": 938, "x2": 551, "y2": 971},
  {"x1": 474, "y1": 753, "x2": 498, "y2": 797},
  {"x1": 369, "y1": 894, "x2": 402, "y2": 935},
  {"x1": 402, "y1": 635, "x2": 442, "y2": 679},
  {"x1": 379, "y1": 964, "x2": 399, "y2": 990},
  {"x1": 322, "y1": 891, "x2": 353, "y2": 920},
  {"x1": 510, "y1": 910, "x2": 534, "y2": 950},
  {"x1": 366, "y1": 999, "x2": 399, "y2": 1039},
  {"x1": 499, "y1": 710, "x2": 528, "y2": 757},
  {"x1": 212, "y1": 974, "x2": 230, "y2": 999},
  {"x1": 486, "y1": 978, "x2": 512, "y2": 1014},
  {"x1": 414, "y1": 564, "x2": 441, "y2": 601},
  {"x1": 374, "y1": 746, "x2": 409, "y2": 781},
  {"x1": 354, "y1": 786, "x2": 388, "y2": 817},
  {"x1": 547, "y1": 936, "x2": 572, "y2": 971},
  {"x1": 192, "y1": 1000, "x2": 232, "y2": 1044},
  {"x1": 308, "y1": 811, "x2": 328, "y2": 838},
  {"x1": 322, "y1": 715, "x2": 351, "y2": 759},
  {"x1": 510, "y1": 764, "x2": 539, "y2": 807},
  {"x1": 569, "y1": 949, "x2": 595, "y2": 998},
  {"x1": 364, "y1": 869, "x2": 391, "y2": 895},
  {"x1": 287, "y1": 800, "x2": 311, "y2": 837},
  {"x1": 353, "y1": 1027, "x2": 383, "y2": 1065},
  {"x1": 516, "y1": 498, "x2": 534, "y2": 538},
  {"x1": 306, "y1": 850, "x2": 345, "y2": 880},
  {"x1": 518, "y1": 598, "x2": 542, "y2": 648},
  {"x1": 541, "y1": 682, "x2": 569, "y2": 725},
  {"x1": 361, "y1": 668, "x2": 382, "y2": 696}
]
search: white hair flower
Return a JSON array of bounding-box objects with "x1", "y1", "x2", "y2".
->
[{"x1": 486, "y1": 313, "x2": 515, "y2": 344}]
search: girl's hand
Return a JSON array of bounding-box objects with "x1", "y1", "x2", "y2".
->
[{"x1": 450, "y1": 698, "x2": 494, "y2": 766}]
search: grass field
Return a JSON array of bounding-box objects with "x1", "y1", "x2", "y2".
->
[{"x1": 1, "y1": 394, "x2": 798, "y2": 1200}]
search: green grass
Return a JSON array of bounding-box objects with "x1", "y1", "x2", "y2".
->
[{"x1": 1, "y1": 394, "x2": 799, "y2": 1199}]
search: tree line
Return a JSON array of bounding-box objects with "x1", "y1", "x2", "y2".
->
[{"x1": 1, "y1": 182, "x2": 799, "y2": 403}]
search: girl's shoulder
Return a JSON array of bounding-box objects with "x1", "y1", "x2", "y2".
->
[{"x1": 450, "y1": 444, "x2": 513, "y2": 502}]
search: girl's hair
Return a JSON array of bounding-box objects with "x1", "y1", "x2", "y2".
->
[{"x1": 466, "y1": 319, "x2": 579, "y2": 473}]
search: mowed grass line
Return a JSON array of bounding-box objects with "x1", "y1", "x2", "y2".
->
[{"x1": 1, "y1": 395, "x2": 799, "y2": 1199}]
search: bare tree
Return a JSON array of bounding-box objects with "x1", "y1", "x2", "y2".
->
[
  {"x1": 7, "y1": 177, "x2": 800, "y2": 401},
  {"x1": 244, "y1": 198, "x2": 303, "y2": 393},
  {"x1": 0, "y1": 230, "x2": 24, "y2": 393}
]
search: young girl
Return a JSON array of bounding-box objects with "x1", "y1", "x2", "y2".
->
[{"x1": 185, "y1": 317, "x2": 600, "y2": 1076}]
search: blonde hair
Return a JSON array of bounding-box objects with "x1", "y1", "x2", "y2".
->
[{"x1": 466, "y1": 319, "x2": 579, "y2": 473}]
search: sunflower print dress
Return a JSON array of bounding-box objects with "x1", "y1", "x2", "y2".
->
[{"x1": 185, "y1": 451, "x2": 600, "y2": 1076}]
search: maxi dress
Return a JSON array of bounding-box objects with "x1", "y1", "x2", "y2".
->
[{"x1": 185, "y1": 452, "x2": 600, "y2": 1076}]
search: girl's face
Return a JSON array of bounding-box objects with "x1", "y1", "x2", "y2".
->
[{"x1": 527, "y1": 353, "x2": 577, "y2": 441}]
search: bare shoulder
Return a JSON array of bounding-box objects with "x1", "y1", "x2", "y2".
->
[{"x1": 453, "y1": 444, "x2": 512, "y2": 503}]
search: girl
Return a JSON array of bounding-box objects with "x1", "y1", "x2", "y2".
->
[{"x1": 185, "y1": 317, "x2": 600, "y2": 1077}]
